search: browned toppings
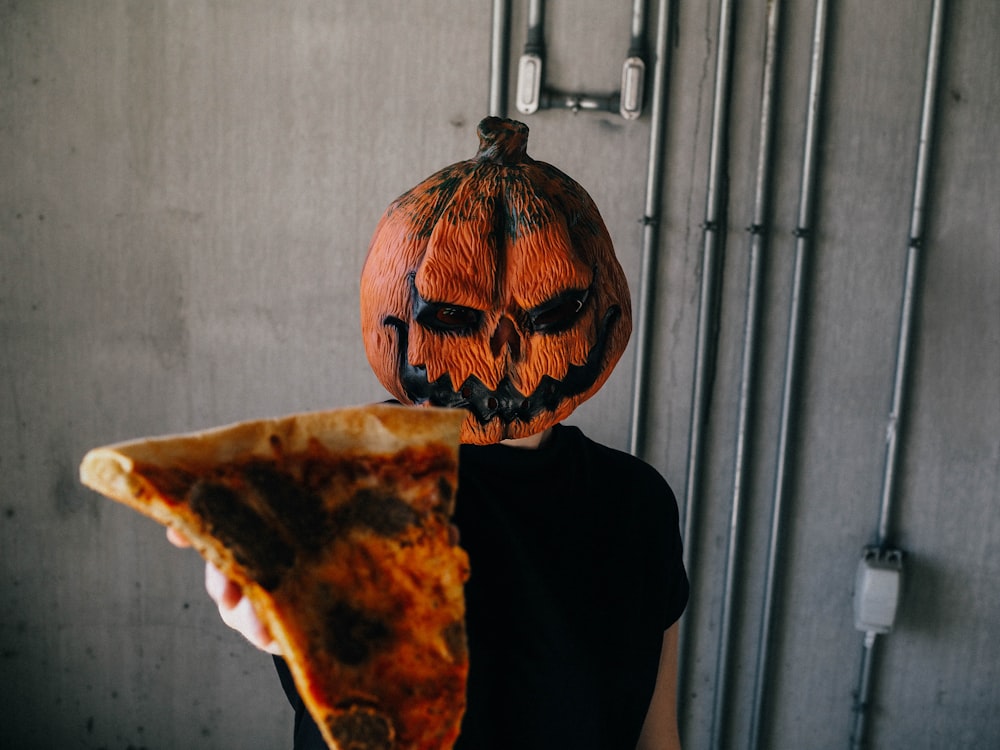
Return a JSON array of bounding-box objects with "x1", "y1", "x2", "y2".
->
[
  {"x1": 243, "y1": 462, "x2": 331, "y2": 555},
  {"x1": 331, "y1": 490, "x2": 421, "y2": 538},
  {"x1": 328, "y1": 706, "x2": 395, "y2": 750},
  {"x1": 441, "y1": 620, "x2": 467, "y2": 661},
  {"x1": 188, "y1": 480, "x2": 294, "y2": 591},
  {"x1": 436, "y1": 477, "x2": 455, "y2": 514},
  {"x1": 326, "y1": 599, "x2": 393, "y2": 666}
]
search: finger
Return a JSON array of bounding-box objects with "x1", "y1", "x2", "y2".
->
[
  {"x1": 221, "y1": 597, "x2": 282, "y2": 654},
  {"x1": 166, "y1": 526, "x2": 191, "y2": 548},
  {"x1": 204, "y1": 562, "x2": 242, "y2": 610}
]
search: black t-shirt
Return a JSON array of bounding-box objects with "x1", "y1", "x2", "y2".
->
[{"x1": 275, "y1": 424, "x2": 688, "y2": 749}]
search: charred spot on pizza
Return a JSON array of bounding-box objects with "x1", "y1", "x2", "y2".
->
[
  {"x1": 130, "y1": 462, "x2": 196, "y2": 504},
  {"x1": 436, "y1": 477, "x2": 455, "y2": 514},
  {"x1": 188, "y1": 480, "x2": 294, "y2": 591},
  {"x1": 268, "y1": 433, "x2": 283, "y2": 455},
  {"x1": 243, "y1": 462, "x2": 331, "y2": 555},
  {"x1": 327, "y1": 706, "x2": 394, "y2": 750},
  {"x1": 441, "y1": 620, "x2": 467, "y2": 661},
  {"x1": 331, "y1": 490, "x2": 421, "y2": 538},
  {"x1": 327, "y1": 599, "x2": 393, "y2": 666}
]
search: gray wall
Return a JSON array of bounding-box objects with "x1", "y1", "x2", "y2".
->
[{"x1": 1, "y1": 1, "x2": 997, "y2": 748}]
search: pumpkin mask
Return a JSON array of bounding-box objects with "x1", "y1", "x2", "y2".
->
[{"x1": 360, "y1": 116, "x2": 632, "y2": 445}]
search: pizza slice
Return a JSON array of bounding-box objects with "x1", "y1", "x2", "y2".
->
[{"x1": 79, "y1": 403, "x2": 469, "y2": 750}]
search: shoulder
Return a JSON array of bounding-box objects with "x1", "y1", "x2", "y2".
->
[
  {"x1": 556, "y1": 426, "x2": 679, "y2": 519},
  {"x1": 559, "y1": 426, "x2": 673, "y2": 489}
]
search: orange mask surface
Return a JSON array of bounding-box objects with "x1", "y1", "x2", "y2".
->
[{"x1": 360, "y1": 117, "x2": 632, "y2": 445}]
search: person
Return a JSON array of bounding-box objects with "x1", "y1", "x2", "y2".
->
[{"x1": 171, "y1": 117, "x2": 688, "y2": 748}]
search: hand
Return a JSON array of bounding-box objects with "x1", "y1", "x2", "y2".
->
[{"x1": 166, "y1": 528, "x2": 283, "y2": 655}]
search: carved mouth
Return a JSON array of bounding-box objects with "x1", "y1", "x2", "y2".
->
[{"x1": 383, "y1": 307, "x2": 621, "y2": 425}]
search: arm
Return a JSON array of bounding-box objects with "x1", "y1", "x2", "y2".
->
[{"x1": 636, "y1": 621, "x2": 682, "y2": 750}]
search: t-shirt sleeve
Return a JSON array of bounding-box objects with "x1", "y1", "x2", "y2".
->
[
  {"x1": 617, "y1": 450, "x2": 689, "y2": 631},
  {"x1": 652, "y1": 475, "x2": 689, "y2": 630}
]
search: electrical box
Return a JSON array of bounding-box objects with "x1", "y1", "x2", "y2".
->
[{"x1": 853, "y1": 546, "x2": 904, "y2": 635}]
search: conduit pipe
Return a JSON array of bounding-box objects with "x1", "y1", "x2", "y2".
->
[
  {"x1": 677, "y1": 0, "x2": 736, "y2": 734},
  {"x1": 628, "y1": 0, "x2": 674, "y2": 457},
  {"x1": 751, "y1": 1, "x2": 831, "y2": 746},
  {"x1": 515, "y1": 0, "x2": 649, "y2": 119},
  {"x1": 489, "y1": 0, "x2": 512, "y2": 117},
  {"x1": 714, "y1": 1, "x2": 783, "y2": 748},
  {"x1": 703, "y1": 4, "x2": 741, "y2": 750},
  {"x1": 875, "y1": 0, "x2": 944, "y2": 550},
  {"x1": 743, "y1": 4, "x2": 784, "y2": 747},
  {"x1": 850, "y1": 2, "x2": 945, "y2": 747},
  {"x1": 681, "y1": 0, "x2": 735, "y2": 560}
]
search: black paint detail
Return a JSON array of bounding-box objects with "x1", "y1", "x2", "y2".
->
[
  {"x1": 390, "y1": 163, "x2": 476, "y2": 239},
  {"x1": 326, "y1": 600, "x2": 392, "y2": 666},
  {"x1": 328, "y1": 707, "x2": 394, "y2": 750},
  {"x1": 243, "y1": 462, "x2": 330, "y2": 556},
  {"x1": 188, "y1": 481, "x2": 294, "y2": 591},
  {"x1": 331, "y1": 490, "x2": 420, "y2": 538},
  {"x1": 383, "y1": 305, "x2": 621, "y2": 425}
]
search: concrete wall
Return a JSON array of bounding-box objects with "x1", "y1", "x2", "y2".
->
[{"x1": 1, "y1": 1, "x2": 996, "y2": 748}]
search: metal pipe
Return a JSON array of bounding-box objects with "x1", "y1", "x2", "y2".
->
[
  {"x1": 621, "y1": 0, "x2": 649, "y2": 120},
  {"x1": 743, "y1": 3, "x2": 784, "y2": 746},
  {"x1": 628, "y1": 0, "x2": 673, "y2": 457},
  {"x1": 539, "y1": 88, "x2": 619, "y2": 113},
  {"x1": 489, "y1": 0, "x2": 512, "y2": 117},
  {"x1": 701, "y1": 0, "x2": 740, "y2": 743},
  {"x1": 681, "y1": 0, "x2": 735, "y2": 558},
  {"x1": 629, "y1": 0, "x2": 647, "y2": 44},
  {"x1": 516, "y1": 0, "x2": 546, "y2": 114},
  {"x1": 876, "y1": 0, "x2": 945, "y2": 547},
  {"x1": 724, "y1": 1, "x2": 783, "y2": 748},
  {"x1": 851, "y1": 2, "x2": 946, "y2": 747},
  {"x1": 514, "y1": 0, "x2": 650, "y2": 120},
  {"x1": 850, "y1": 633, "x2": 878, "y2": 750},
  {"x1": 751, "y1": 0, "x2": 831, "y2": 746},
  {"x1": 525, "y1": 0, "x2": 545, "y2": 51},
  {"x1": 674, "y1": 0, "x2": 736, "y2": 738}
]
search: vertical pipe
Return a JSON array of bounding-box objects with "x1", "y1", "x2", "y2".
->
[
  {"x1": 684, "y1": 0, "x2": 736, "y2": 510},
  {"x1": 525, "y1": 0, "x2": 545, "y2": 53},
  {"x1": 715, "y1": 0, "x2": 783, "y2": 735},
  {"x1": 851, "y1": 2, "x2": 945, "y2": 747},
  {"x1": 629, "y1": 0, "x2": 648, "y2": 44},
  {"x1": 516, "y1": 0, "x2": 545, "y2": 115},
  {"x1": 743, "y1": 6, "x2": 784, "y2": 747},
  {"x1": 628, "y1": 0, "x2": 673, "y2": 458},
  {"x1": 700, "y1": 2, "x2": 738, "y2": 749},
  {"x1": 751, "y1": 0, "x2": 830, "y2": 746},
  {"x1": 673, "y1": 0, "x2": 736, "y2": 740},
  {"x1": 681, "y1": 0, "x2": 735, "y2": 559},
  {"x1": 850, "y1": 633, "x2": 878, "y2": 750},
  {"x1": 876, "y1": 0, "x2": 944, "y2": 547},
  {"x1": 489, "y1": 0, "x2": 511, "y2": 117},
  {"x1": 620, "y1": 0, "x2": 650, "y2": 120}
]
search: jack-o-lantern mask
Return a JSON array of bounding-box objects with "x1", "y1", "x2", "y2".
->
[{"x1": 360, "y1": 117, "x2": 632, "y2": 444}]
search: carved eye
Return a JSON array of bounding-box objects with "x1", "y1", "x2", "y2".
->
[
  {"x1": 432, "y1": 305, "x2": 481, "y2": 330},
  {"x1": 410, "y1": 273, "x2": 483, "y2": 334},
  {"x1": 529, "y1": 288, "x2": 590, "y2": 333}
]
